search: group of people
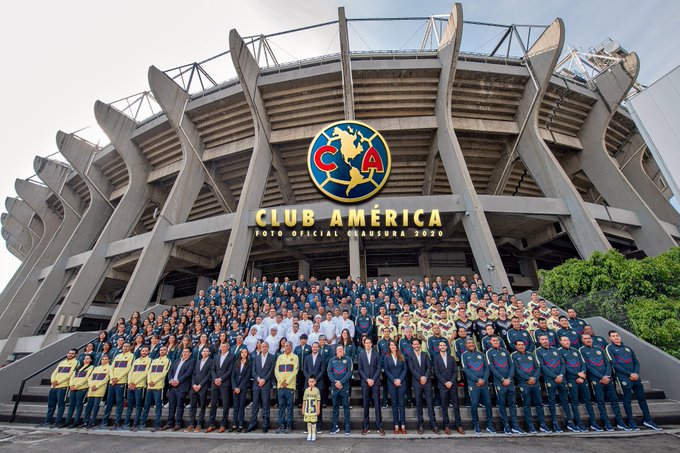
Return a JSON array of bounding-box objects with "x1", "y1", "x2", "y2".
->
[{"x1": 39, "y1": 273, "x2": 662, "y2": 438}]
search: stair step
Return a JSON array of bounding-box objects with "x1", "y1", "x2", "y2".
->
[{"x1": 2, "y1": 399, "x2": 680, "y2": 427}]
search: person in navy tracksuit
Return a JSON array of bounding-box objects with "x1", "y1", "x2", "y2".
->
[
  {"x1": 605, "y1": 330, "x2": 661, "y2": 431},
  {"x1": 511, "y1": 340, "x2": 548, "y2": 433},
  {"x1": 460, "y1": 338, "x2": 495, "y2": 434},
  {"x1": 384, "y1": 340, "x2": 407, "y2": 434}
]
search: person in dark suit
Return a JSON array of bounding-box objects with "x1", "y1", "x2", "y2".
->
[
  {"x1": 433, "y1": 340, "x2": 465, "y2": 435},
  {"x1": 385, "y1": 340, "x2": 408, "y2": 434},
  {"x1": 303, "y1": 341, "x2": 327, "y2": 430},
  {"x1": 186, "y1": 346, "x2": 213, "y2": 431},
  {"x1": 206, "y1": 342, "x2": 234, "y2": 432},
  {"x1": 231, "y1": 348, "x2": 252, "y2": 432},
  {"x1": 247, "y1": 341, "x2": 275, "y2": 432},
  {"x1": 407, "y1": 338, "x2": 438, "y2": 434},
  {"x1": 357, "y1": 337, "x2": 384, "y2": 435},
  {"x1": 162, "y1": 347, "x2": 195, "y2": 431}
]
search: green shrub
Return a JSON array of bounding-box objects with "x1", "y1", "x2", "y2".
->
[{"x1": 537, "y1": 247, "x2": 680, "y2": 358}]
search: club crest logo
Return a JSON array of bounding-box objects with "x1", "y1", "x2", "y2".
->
[{"x1": 307, "y1": 121, "x2": 391, "y2": 203}]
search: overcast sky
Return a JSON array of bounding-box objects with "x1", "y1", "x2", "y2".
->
[{"x1": 0, "y1": 0, "x2": 678, "y2": 290}]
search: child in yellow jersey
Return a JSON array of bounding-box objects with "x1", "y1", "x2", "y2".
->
[
  {"x1": 41, "y1": 349, "x2": 78, "y2": 427},
  {"x1": 303, "y1": 377, "x2": 321, "y2": 442},
  {"x1": 65, "y1": 355, "x2": 93, "y2": 427},
  {"x1": 83, "y1": 355, "x2": 110, "y2": 428}
]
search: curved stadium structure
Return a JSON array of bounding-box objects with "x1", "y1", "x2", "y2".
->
[{"x1": 0, "y1": 3, "x2": 678, "y2": 363}]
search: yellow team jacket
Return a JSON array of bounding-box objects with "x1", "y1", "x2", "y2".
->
[
  {"x1": 110, "y1": 352, "x2": 134, "y2": 384},
  {"x1": 275, "y1": 353, "x2": 299, "y2": 390},
  {"x1": 128, "y1": 356, "x2": 152, "y2": 388},
  {"x1": 147, "y1": 356, "x2": 171, "y2": 390},
  {"x1": 69, "y1": 364, "x2": 93, "y2": 391},
  {"x1": 50, "y1": 358, "x2": 78, "y2": 389},
  {"x1": 87, "y1": 364, "x2": 111, "y2": 398}
]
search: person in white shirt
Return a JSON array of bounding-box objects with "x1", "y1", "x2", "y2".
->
[
  {"x1": 335, "y1": 310, "x2": 356, "y2": 340},
  {"x1": 253, "y1": 316, "x2": 268, "y2": 341},
  {"x1": 287, "y1": 323, "x2": 302, "y2": 350},
  {"x1": 320, "y1": 312, "x2": 337, "y2": 345},
  {"x1": 308, "y1": 323, "x2": 322, "y2": 346},
  {"x1": 244, "y1": 327, "x2": 260, "y2": 353},
  {"x1": 298, "y1": 312, "x2": 313, "y2": 336},
  {"x1": 265, "y1": 327, "x2": 281, "y2": 354},
  {"x1": 262, "y1": 310, "x2": 277, "y2": 337}
]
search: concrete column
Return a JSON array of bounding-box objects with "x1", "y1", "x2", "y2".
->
[
  {"x1": 0, "y1": 198, "x2": 44, "y2": 301},
  {"x1": 435, "y1": 4, "x2": 512, "y2": 291},
  {"x1": 0, "y1": 159, "x2": 85, "y2": 340},
  {"x1": 518, "y1": 258, "x2": 539, "y2": 289},
  {"x1": 348, "y1": 233, "x2": 361, "y2": 280},
  {"x1": 218, "y1": 30, "x2": 277, "y2": 284},
  {"x1": 107, "y1": 66, "x2": 209, "y2": 328},
  {"x1": 337, "y1": 6, "x2": 363, "y2": 280},
  {"x1": 514, "y1": 20, "x2": 610, "y2": 258},
  {"x1": 0, "y1": 181, "x2": 61, "y2": 314},
  {"x1": 298, "y1": 260, "x2": 310, "y2": 279},
  {"x1": 1, "y1": 214, "x2": 33, "y2": 255},
  {"x1": 0, "y1": 136, "x2": 114, "y2": 361},
  {"x1": 417, "y1": 250, "x2": 431, "y2": 278},
  {"x1": 617, "y1": 134, "x2": 680, "y2": 226},
  {"x1": 1, "y1": 216, "x2": 32, "y2": 259},
  {"x1": 3, "y1": 232, "x2": 26, "y2": 260},
  {"x1": 41, "y1": 102, "x2": 154, "y2": 344},
  {"x1": 574, "y1": 54, "x2": 676, "y2": 255},
  {"x1": 6, "y1": 197, "x2": 43, "y2": 244}
]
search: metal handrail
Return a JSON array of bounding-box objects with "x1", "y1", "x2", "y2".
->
[{"x1": 9, "y1": 336, "x2": 97, "y2": 423}]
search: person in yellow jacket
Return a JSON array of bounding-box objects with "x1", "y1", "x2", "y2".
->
[
  {"x1": 65, "y1": 355, "x2": 94, "y2": 427},
  {"x1": 275, "y1": 341, "x2": 299, "y2": 433},
  {"x1": 140, "y1": 345, "x2": 171, "y2": 431},
  {"x1": 40, "y1": 349, "x2": 78, "y2": 427},
  {"x1": 83, "y1": 354, "x2": 111, "y2": 428},
  {"x1": 124, "y1": 345, "x2": 151, "y2": 430},
  {"x1": 99, "y1": 342, "x2": 133, "y2": 429}
]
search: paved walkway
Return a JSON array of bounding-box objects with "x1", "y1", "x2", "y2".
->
[{"x1": 0, "y1": 424, "x2": 678, "y2": 452}]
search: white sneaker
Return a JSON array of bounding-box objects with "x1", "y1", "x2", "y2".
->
[{"x1": 311, "y1": 434, "x2": 316, "y2": 442}]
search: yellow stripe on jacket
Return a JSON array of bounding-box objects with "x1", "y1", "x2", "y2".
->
[
  {"x1": 147, "y1": 356, "x2": 171, "y2": 390},
  {"x1": 50, "y1": 358, "x2": 78, "y2": 389},
  {"x1": 110, "y1": 352, "x2": 134, "y2": 384},
  {"x1": 128, "y1": 356, "x2": 152, "y2": 388},
  {"x1": 275, "y1": 353, "x2": 299, "y2": 390},
  {"x1": 87, "y1": 364, "x2": 111, "y2": 398},
  {"x1": 69, "y1": 365, "x2": 93, "y2": 390}
]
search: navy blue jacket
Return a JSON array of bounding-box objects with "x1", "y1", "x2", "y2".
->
[
  {"x1": 357, "y1": 349, "x2": 381, "y2": 383},
  {"x1": 169, "y1": 358, "x2": 195, "y2": 393}
]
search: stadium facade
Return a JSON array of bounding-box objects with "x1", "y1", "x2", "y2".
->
[{"x1": 0, "y1": 3, "x2": 678, "y2": 363}]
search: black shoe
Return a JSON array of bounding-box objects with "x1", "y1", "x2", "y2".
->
[
  {"x1": 246, "y1": 425, "x2": 256, "y2": 433},
  {"x1": 263, "y1": 428, "x2": 268, "y2": 433}
]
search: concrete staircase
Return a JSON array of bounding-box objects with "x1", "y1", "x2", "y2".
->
[{"x1": 2, "y1": 371, "x2": 679, "y2": 430}]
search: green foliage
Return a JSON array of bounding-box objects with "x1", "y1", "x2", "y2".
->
[
  {"x1": 537, "y1": 247, "x2": 680, "y2": 358},
  {"x1": 627, "y1": 296, "x2": 680, "y2": 359}
]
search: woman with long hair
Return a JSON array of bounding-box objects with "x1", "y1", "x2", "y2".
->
[
  {"x1": 95, "y1": 342, "x2": 112, "y2": 366},
  {"x1": 231, "y1": 348, "x2": 251, "y2": 432},
  {"x1": 385, "y1": 339, "x2": 407, "y2": 434},
  {"x1": 166, "y1": 334, "x2": 180, "y2": 362},
  {"x1": 64, "y1": 354, "x2": 94, "y2": 427},
  {"x1": 93, "y1": 331, "x2": 109, "y2": 354},
  {"x1": 337, "y1": 328, "x2": 356, "y2": 361}
]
